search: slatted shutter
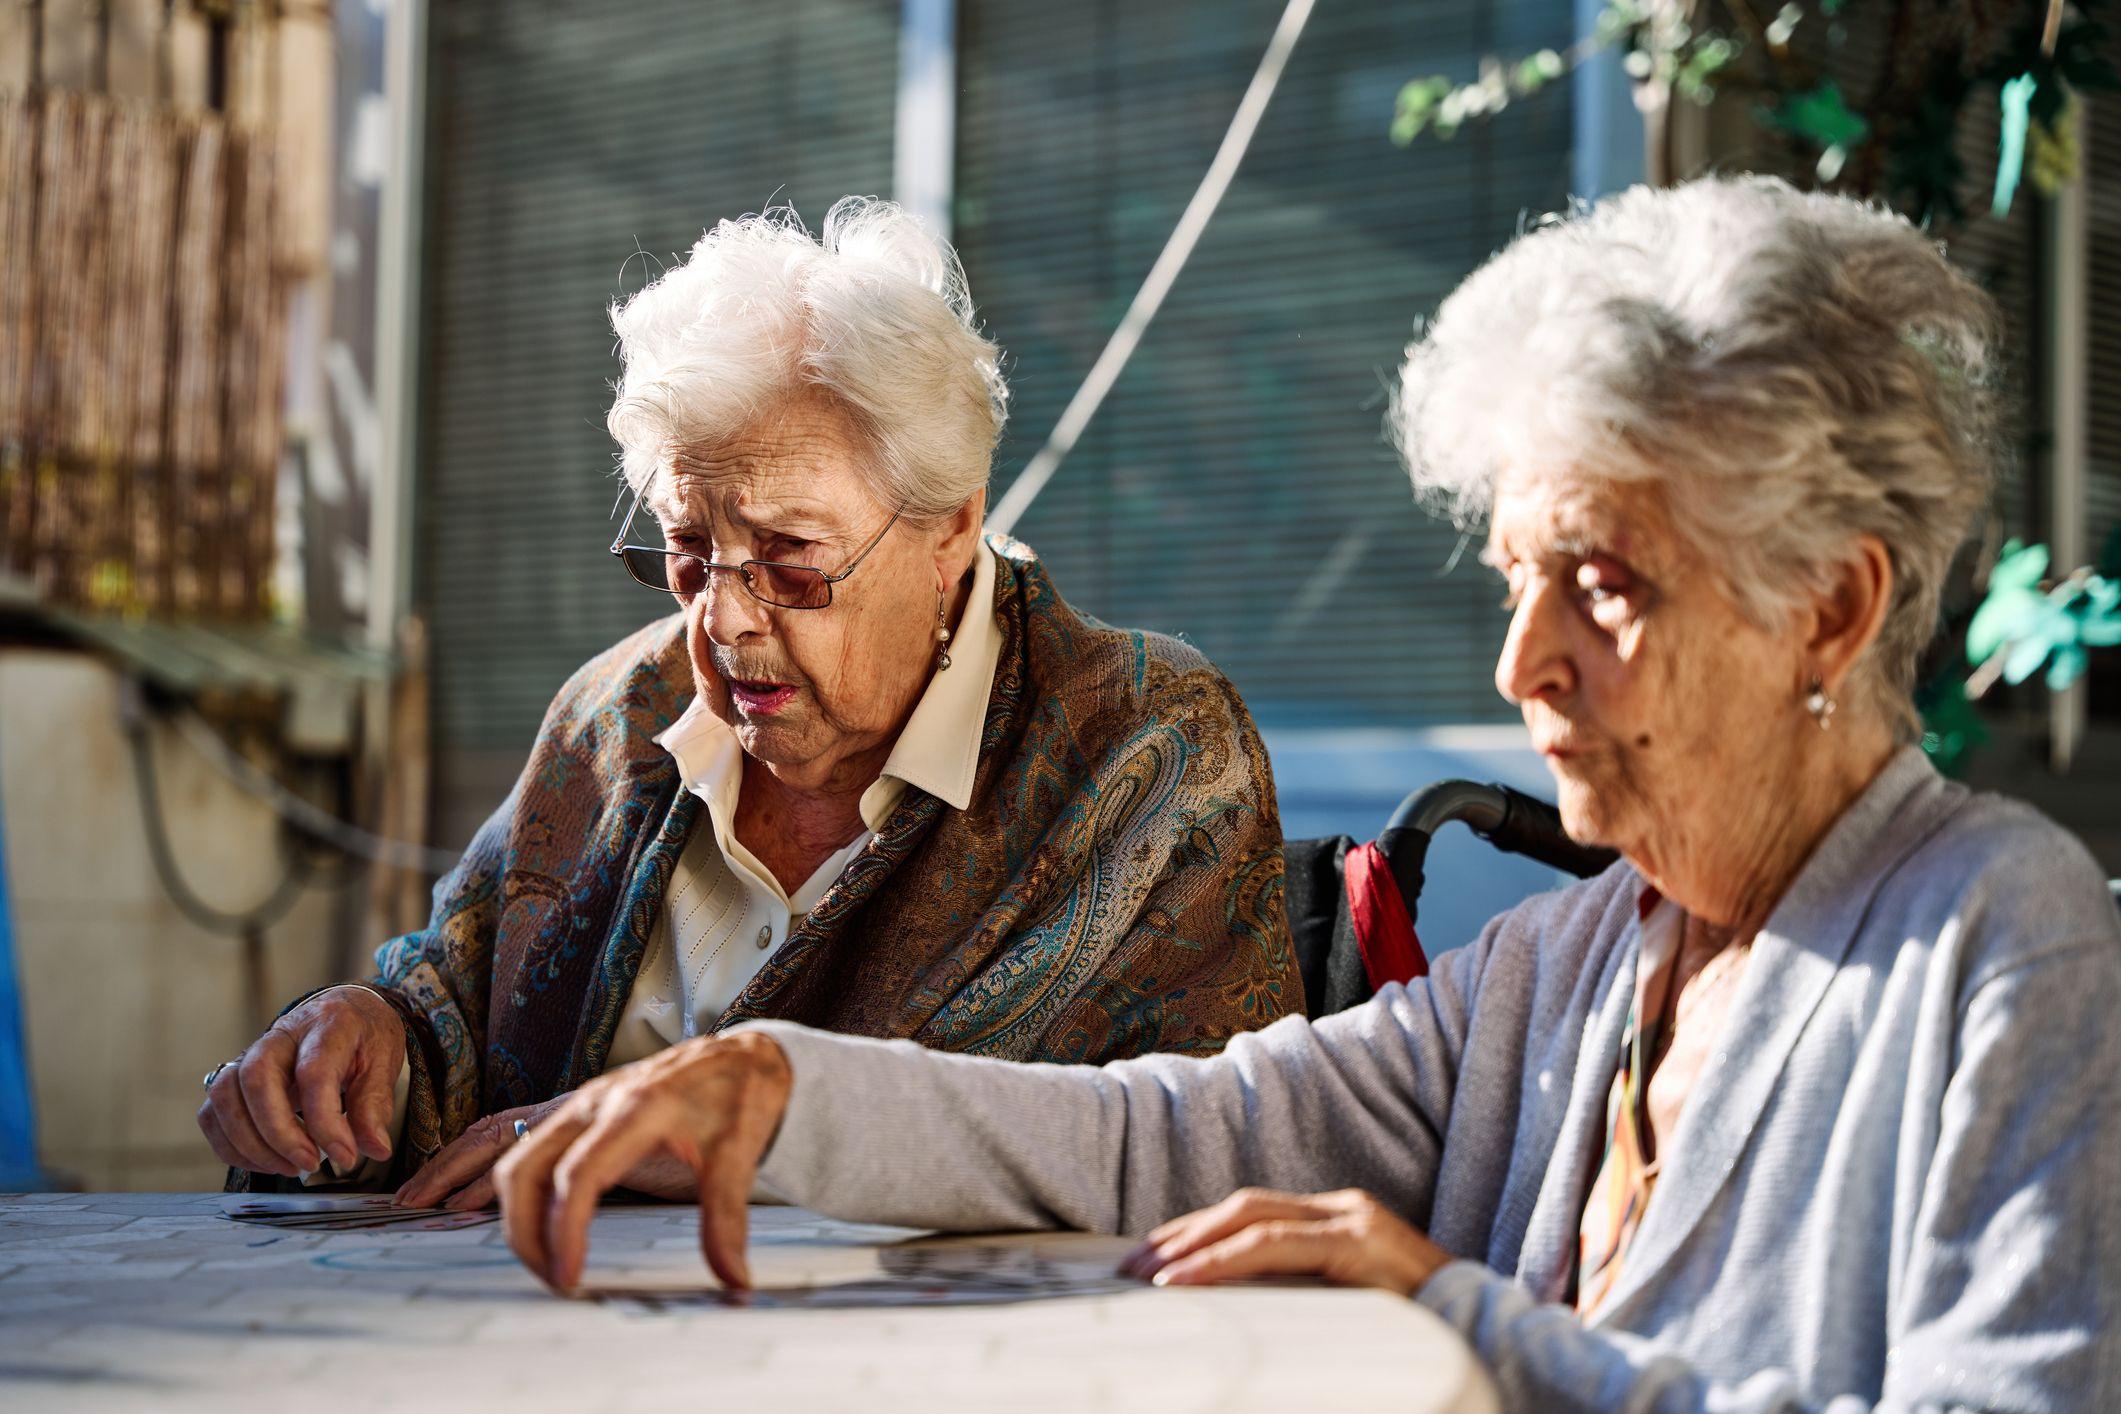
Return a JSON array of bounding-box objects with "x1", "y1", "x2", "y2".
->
[
  {"x1": 417, "y1": 0, "x2": 899, "y2": 842},
  {"x1": 956, "y1": 0, "x2": 1575, "y2": 732},
  {"x1": 2085, "y1": 57, "x2": 2121, "y2": 717}
]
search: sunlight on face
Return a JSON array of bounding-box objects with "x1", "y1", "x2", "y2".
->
[
  {"x1": 1484, "y1": 472, "x2": 1798, "y2": 864},
  {"x1": 645, "y1": 392, "x2": 947, "y2": 788}
]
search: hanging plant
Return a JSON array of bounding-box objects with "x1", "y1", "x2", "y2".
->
[
  {"x1": 1965, "y1": 541, "x2": 2121, "y2": 695},
  {"x1": 1391, "y1": 0, "x2": 2121, "y2": 225}
]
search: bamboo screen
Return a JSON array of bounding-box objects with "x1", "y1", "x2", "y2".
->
[{"x1": 0, "y1": 88, "x2": 284, "y2": 621}]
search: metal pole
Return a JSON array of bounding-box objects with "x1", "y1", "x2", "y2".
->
[
  {"x1": 1571, "y1": 0, "x2": 1645, "y2": 199},
  {"x1": 365, "y1": 0, "x2": 429, "y2": 809},
  {"x1": 894, "y1": 0, "x2": 957, "y2": 241},
  {"x1": 2047, "y1": 105, "x2": 2088, "y2": 773}
]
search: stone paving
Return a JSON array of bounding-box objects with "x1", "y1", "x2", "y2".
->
[{"x1": 0, "y1": 1193, "x2": 1497, "y2": 1412}]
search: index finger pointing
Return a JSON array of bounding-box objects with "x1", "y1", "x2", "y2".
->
[
  {"x1": 544, "y1": 1099, "x2": 679, "y2": 1293},
  {"x1": 496, "y1": 1103, "x2": 592, "y2": 1288}
]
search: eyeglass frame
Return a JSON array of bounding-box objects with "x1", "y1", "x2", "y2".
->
[{"x1": 608, "y1": 482, "x2": 901, "y2": 610}]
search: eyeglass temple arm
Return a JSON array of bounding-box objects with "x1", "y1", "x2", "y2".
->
[
  {"x1": 609, "y1": 484, "x2": 646, "y2": 555},
  {"x1": 826, "y1": 510, "x2": 902, "y2": 583}
]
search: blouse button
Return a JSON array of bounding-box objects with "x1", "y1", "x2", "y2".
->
[{"x1": 756, "y1": 926, "x2": 773, "y2": 950}]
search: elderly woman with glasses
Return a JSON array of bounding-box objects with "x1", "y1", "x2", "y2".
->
[
  {"x1": 198, "y1": 198, "x2": 1298, "y2": 1205},
  {"x1": 495, "y1": 178, "x2": 2118, "y2": 1410}
]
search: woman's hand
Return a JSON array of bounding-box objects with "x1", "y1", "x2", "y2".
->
[
  {"x1": 394, "y1": 1095, "x2": 710, "y2": 1210},
  {"x1": 392, "y1": 1096, "x2": 568, "y2": 1210},
  {"x1": 1118, "y1": 1188, "x2": 1453, "y2": 1297},
  {"x1": 196, "y1": 985, "x2": 404, "y2": 1177},
  {"x1": 493, "y1": 1031, "x2": 792, "y2": 1294}
]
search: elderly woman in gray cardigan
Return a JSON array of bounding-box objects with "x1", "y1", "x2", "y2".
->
[{"x1": 493, "y1": 177, "x2": 2120, "y2": 1411}]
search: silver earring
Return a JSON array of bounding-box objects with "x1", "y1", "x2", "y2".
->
[
  {"x1": 1804, "y1": 675, "x2": 1836, "y2": 730},
  {"x1": 935, "y1": 589, "x2": 953, "y2": 671}
]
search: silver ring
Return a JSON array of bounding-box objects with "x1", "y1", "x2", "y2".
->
[
  {"x1": 202, "y1": 1060, "x2": 237, "y2": 1093},
  {"x1": 512, "y1": 1118, "x2": 530, "y2": 1142}
]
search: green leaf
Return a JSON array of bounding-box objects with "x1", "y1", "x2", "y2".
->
[
  {"x1": 2003, "y1": 624, "x2": 2063, "y2": 685},
  {"x1": 1985, "y1": 69, "x2": 2036, "y2": 216},
  {"x1": 2045, "y1": 644, "x2": 2089, "y2": 691},
  {"x1": 1965, "y1": 587, "x2": 2044, "y2": 664},
  {"x1": 1966, "y1": 542, "x2": 2050, "y2": 664},
  {"x1": 1991, "y1": 539, "x2": 2049, "y2": 590},
  {"x1": 1392, "y1": 77, "x2": 1453, "y2": 145},
  {"x1": 1761, "y1": 80, "x2": 1869, "y2": 153},
  {"x1": 1916, "y1": 673, "x2": 1987, "y2": 777}
]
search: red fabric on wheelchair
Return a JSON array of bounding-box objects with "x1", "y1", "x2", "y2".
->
[{"x1": 1344, "y1": 842, "x2": 1428, "y2": 990}]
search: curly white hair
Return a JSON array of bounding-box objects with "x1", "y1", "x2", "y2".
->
[
  {"x1": 607, "y1": 197, "x2": 1009, "y2": 521},
  {"x1": 1396, "y1": 174, "x2": 2003, "y2": 734}
]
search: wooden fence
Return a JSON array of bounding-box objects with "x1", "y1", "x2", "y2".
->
[{"x1": 0, "y1": 88, "x2": 284, "y2": 620}]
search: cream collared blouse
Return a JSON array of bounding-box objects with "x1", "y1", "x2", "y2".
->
[
  {"x1": 310, "y1": 547, "x2": 1004, "y2": 1178},
  {"x1": 607, "y1": 543, "x2": 1005, "y2": 1062}
]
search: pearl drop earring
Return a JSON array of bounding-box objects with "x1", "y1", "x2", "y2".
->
[{"x1": 1804, "y1": 675, "x2": 1836, "y2": 730}]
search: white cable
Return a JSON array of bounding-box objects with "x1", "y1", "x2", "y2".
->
[
  {"x1": 150, "y1": 0, "x2": 1319, "y2": 876},
  {"x1": 987, "y1": 0, "x2": 1319, "y2": 536},
  {"x1": 170, "y1": 709, "x2": 464, "y2": 875}
]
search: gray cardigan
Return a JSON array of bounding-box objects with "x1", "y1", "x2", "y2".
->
[{"x1": 743, "y1": 748, "x2": 2121, "y2": 1412}]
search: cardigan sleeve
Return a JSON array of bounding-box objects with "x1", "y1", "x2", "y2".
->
[
  {"x1": 742, "y1": 938, "x2": 1481, "y2": 1236},
  {"x1": 1412, "y1": 936, "x2": 2121, "y2": 1414}
]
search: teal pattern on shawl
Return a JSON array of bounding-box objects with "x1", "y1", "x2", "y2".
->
[{"x1": 330, "y1": 537, "x2": 1296, "y2": 1180}]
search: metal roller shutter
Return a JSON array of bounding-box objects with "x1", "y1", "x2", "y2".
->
[
  {"x1": 957, "y1": 0, "x2": 1575, "y2": 732},
  {"x1": 417, "y1": 0, "x2": 899, "y2": 842},
  {"x1": 2089, "y1": 52, "x2": 2121, "y2": 567}
]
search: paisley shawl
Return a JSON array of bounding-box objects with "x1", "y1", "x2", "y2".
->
[{"x1": 324, "y1": 537, "x2": 1297, "y2": 1181}]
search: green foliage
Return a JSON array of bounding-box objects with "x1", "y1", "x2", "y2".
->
[
  {"x1": 1760, "y1": 80, "x2": 1869, "y2": 181},
  {"x1": 1919, "y1": 540, "x2": 2119, "y2": 774},
  {"x1": 1392, "y1": 0, "x2": 2121, "y2": 228},
  {"x1": 1393, "y1": 50, "x2": 1568, "y2": 142},
  {"x1": 1916, "y1": 673, "x2": 1988, "y2": 777},
  {"x1": 1966, "y1": 540, "x2": 2121, "y2": 693},
  {"x1": 1982, "y1": 1, "x2": 2121, "y2": 214}
]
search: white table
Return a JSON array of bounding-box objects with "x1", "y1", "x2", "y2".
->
[{"x1": 0, "y1": 1193, "x2": 1497, "y2": 1413}]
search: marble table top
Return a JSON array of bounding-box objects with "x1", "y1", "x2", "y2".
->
[{"x1": 0, "y1": 1192, "x2": 1497, "y2": 1413}]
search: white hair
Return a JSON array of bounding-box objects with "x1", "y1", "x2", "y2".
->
[
  {"x1": 1396, "y1": 175, "x2": 2002, "y2": 735},
  {"x1": 607, "y1": 197, "x2": 1009, "y2": 521}
]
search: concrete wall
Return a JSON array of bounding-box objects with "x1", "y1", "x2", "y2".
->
[{"x1": 0, "y1": 648, "x2": 345, "y2": 1191}]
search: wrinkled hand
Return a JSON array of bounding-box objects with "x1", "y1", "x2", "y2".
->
[
  {"x1": 493, "y1": 1031, "x2": 792, "y2": 1294},
  {"x1": 393, "y1": 1097, "x2": 568, "y2": 1210},
  {"x1": 196, "y1": 985, "x2": 405, "y2": 1178},
  {"x1": 1118, "y1": 1188, "x2": 1452, "y2": 1296},
  {"x1": 394, "y1": 1095, "x2": 708, "y2": 1211}
]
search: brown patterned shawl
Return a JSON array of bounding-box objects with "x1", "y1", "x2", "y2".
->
[{"x1": 337, "y1": 537, "x2": 1297, "y2": 1181}]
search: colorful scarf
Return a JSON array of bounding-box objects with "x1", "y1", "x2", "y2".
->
[{"x1": 329, "y1": 536, "x2": 1298, "y2": 1182}]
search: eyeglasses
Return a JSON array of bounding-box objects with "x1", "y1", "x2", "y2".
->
[{"x1": 609, "y1": 484, "x2": 900, "y2": 610}]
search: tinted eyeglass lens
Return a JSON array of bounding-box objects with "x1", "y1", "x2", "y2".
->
[
  {"x1": 744, "y1": 561, "x2": 831, "y2": 609},
  {"x1": 665, "y1": 553, "x2": 709, "y2": 596},
  {"x1": 619, "y1": 546, "x2": 677, "y2": 592}
]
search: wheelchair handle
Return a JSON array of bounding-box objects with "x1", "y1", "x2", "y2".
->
[{"x1": 1378, "y1": 780, "x2": 1618, "y2": 922}]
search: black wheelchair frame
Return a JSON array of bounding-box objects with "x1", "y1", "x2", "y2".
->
[{"x1": 1284, "y1": 781, "x2": 1619, "y2": 1019}]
